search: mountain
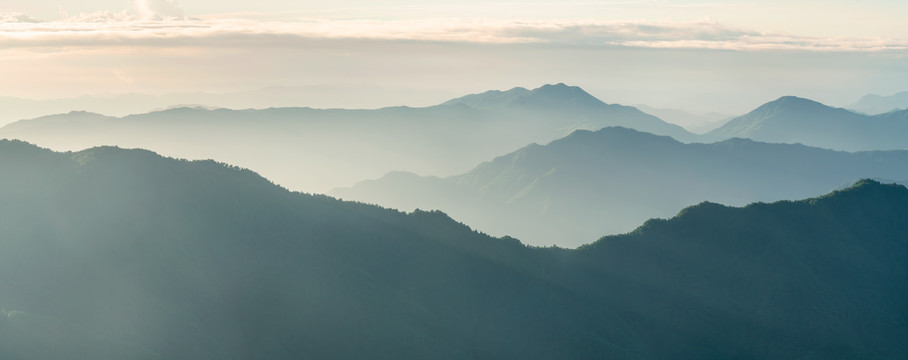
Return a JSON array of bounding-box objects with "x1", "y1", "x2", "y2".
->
[
  {"x1": 0, "y1": 84, "x2": 699, "y2": 193},
  {"x1": 334, "y1": 126, "x2": 908, "y2": 247},
  {"x1": 849, "y1": 90, "x2": 908, "y2": 115},
  {"x1": 708, "y1": 96, "x2": 908, "y2": 151},
  {"x1": 1, "y1": 140, "x2": 906, "y2": 358},
  {"x1": 575, "y1": 179, "x2": 908, "y2": 359},
  {"x1": 444, "y1": 83, "x2": 700, "y2": 142}
]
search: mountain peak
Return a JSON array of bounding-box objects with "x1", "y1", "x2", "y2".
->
[
  {"x1": 568, "y1": 126, "x2": 679, "y2": 143},
  {"x1": 441, "y1": 83, "x2": 603, "y2": 109},
  {"x1": 826, "y1": 178, "x2": 907, "y2": 199},
  {"x1": 520, "y1": 83, "x2": 604, "y2": 107},
  {"x1": 705, "y1": 95, "x2": 883, "y2": 149},
  {"x1": 760, "y1": 95, "x2": 829, "y2": 112}
]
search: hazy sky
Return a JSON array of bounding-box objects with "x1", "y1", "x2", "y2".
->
[{"x1": 1, "y1": 0, "x2": 906, "y2": 113}]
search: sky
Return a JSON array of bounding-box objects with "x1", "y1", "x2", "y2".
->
[{"x1": 0, "y1": 0, "x2": 906, "y2": 114}]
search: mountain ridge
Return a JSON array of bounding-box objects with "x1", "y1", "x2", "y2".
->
[
  {"x1": 849, "y1": 90, "x2": 908, "y2": 115},
  {"x1": 0, "y1": 84, "x2": 700, "y2": 193},
  {"x1": 1, "y1": 140, "x2": 907, "y2": 358},
  {"x1": 335, "y1": 126, "x2": 908, "y2": 247},
  {"x1": 708, "y1": 95, "x2": 908, "y2": 151}
]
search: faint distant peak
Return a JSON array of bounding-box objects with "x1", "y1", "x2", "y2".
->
[
  {"x1": 24, "y1": 110, "x2": 113, "y2": 122},
  {"x1": 849, "y1": 90, "x2": 908, "y2": 115},
  {"x1": 153, "y1": 104, "x2": 221, "y2": 112},
  {"x1": 441, "y1": 83, "x2": 604, "y2": 109},
  {"x1": 149, "y1": 106, "x2": 215, "y2": 115},
  {"x1": 858, "y1": 93, "x2": 884, "y2": 102},
  {"x1": 57, "y1": 110, "x2": 109, "y2": 118},
  {"x1": 740, "y1": 95, "x2": 849, "y2": 119}
]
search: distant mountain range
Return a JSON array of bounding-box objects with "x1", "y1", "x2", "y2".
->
[
  {"x1": 5, "y1": 86, "x2": 908, "y2": 196},
  {"x1": 848, "y1": 90, "x2": 908, "y2": 115},
  {"x1": 0, "y1": 84, "x2": 698, "y2": 193},
  {"x1": 334, "y1": 126, "x2": 908, "y2": 247},
  {"x1": 633, "y1": 104, "x2": 732, "y2": 134},
  {"x1": 1, "y1": 140, "x2": 906, "y2": 359},
  {"x1": 708, "y1": 96, "x2": 908, "y2": 151},
  {"x1": 0, "y1": 85, "x2": 456, "y2": 126}
]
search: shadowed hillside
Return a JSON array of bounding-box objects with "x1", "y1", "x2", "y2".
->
[{"x1": 1, "y1": 140, "x2": 906, "y2": 359}]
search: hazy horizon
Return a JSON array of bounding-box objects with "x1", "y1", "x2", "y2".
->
[{"x1": 1, "y1": 0, "x2": 906, "y2": 116}]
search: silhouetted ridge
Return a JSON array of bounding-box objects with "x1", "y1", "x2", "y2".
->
[
  {"x1": 566, "y1": 126, "x2": 679, "y2": 143},
  {"x1": 616, "y1": 179, "x2": 903, "y2": 241}
]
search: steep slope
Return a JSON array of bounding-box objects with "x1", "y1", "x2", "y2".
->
[
  {"x1": 708, "y1": 96, "x2": 908, "y2": 151},
  {"x1": 334, "y1": 126, "x2": 908, "y2": 247},
  {"x1": 0, "y1": 84, "x2": 699, "y2": 193},
  {"x1": 1, "y1": 141, "x2": 906, "y2": 358}
]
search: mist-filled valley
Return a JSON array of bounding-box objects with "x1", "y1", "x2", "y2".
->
[
  {"x1": 334, "y1": 126, "x2": 908, "y2": 247},
  {"x1": 0, "y1": 84, "x2": 699, "y2": 194},
  {"x1": 4, "y1": 84, "x2": 907, "y2": 247}
]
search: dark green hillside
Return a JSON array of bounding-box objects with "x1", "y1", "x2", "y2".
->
[
  {"x1": 1, "y1": 140, "x2": 906, "y2": 359},
  {"x1": 0, "y1": 140, "x2": 623, "y2": 359},
  {"x1": 576, "y1": 179, "x2": 908, "y2": 358}
]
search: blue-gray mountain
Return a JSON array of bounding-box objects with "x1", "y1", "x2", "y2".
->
[
  {"x1": 0, "y1": 84, "x2": 697, "y2": 193},
  {"x1": 708, "y1": 96, "x2": 908, "y2": 151},
  {"x1": 849, "y1": 90, "x2": 908, "y2": 115},
  {"x1": 334, "y1": 126, "x2": 908, "y2": 247},
  {"x1": 1, "y1": 140, "x2": 906, "y2": 359}
]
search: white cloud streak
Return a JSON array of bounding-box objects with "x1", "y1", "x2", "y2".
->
[
  {"x1": 0, "y1": 13, "x2": 905, "y2": 53},
  {"x1": 134, "y1": 0, "x2": 186, "y2": 20}
]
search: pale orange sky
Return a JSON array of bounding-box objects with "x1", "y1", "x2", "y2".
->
[{"x1": 0, "y1": 0, "x2": 906, "y2": 112}]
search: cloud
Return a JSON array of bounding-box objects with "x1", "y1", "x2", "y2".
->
[
  {"x1": 134, "y1": 0, "x2": 185, "y2": 20},
  {"x1": 0, "y1": 13, "x2": 42, "y2": 23},
  {"x1": 0, "y1": 14, "x2": 905, "y2": 53}
]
